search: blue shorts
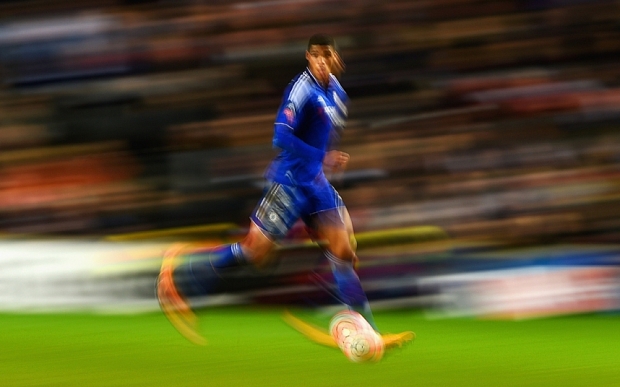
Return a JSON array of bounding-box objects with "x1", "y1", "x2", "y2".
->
[{"x1": 250, "y1": 179, "x2": 345, "y2": 240}]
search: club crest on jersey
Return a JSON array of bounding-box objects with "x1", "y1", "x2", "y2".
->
[{"x1": 283, "y1": 102, "x2": 296, "y2": 124}]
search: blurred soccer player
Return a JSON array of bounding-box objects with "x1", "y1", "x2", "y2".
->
[{"x1": 157, "y1": 34, "x2": 378, "y2": 342}]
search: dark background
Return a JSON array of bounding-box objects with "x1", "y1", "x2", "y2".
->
[{"x1": 1, "y1": 0, "x2": 620, "y2": 249}]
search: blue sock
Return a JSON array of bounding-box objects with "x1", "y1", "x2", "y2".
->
[
  {"x1": 208, "y1": 243, "x2": 247, "y2": 270},
  {"x1": 328, "y1": 252, "x2": 378, "y2": 331},
  {"x1": 175, "y1": 243, "x2": 247, "y2": 297}
]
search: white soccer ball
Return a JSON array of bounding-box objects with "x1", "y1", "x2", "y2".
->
[{"x1": 329, "y1": 310, "x2": 384, "y2": 363}]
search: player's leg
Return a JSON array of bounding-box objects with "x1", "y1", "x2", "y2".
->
[
  {"x1": 157, "y1": 216, "x2": 277, "y2": 344},
  {"x1": 171, "y1": 181, "x2": 303, "y2": 298},
  {"x1": 156, "y1": 182, "x2": 290, "y2": 343},
  {"x1": 308, "y1": 180, "x2": 377, "y2": 330},
  {"x1": 340, "y1": 204, "x2": 358, "y2": 266},
  {"x1": 172, "y1": 222, "x2": 274, "y2": 298},
  {"x1": 316, "y1": 217, "x2": 377, "y2": 330},
  {"x1": 305, "y1": 181, "x2": 369, "y2": 315},
  {"x1": 157, "y1": 242, "x2": 212, "y2": 344},
  {"x1": 304, "y1": 192, "x2": 356, "y2": 252},
  {"x1": 307, "y1": 181, "x2": 371, "y2": 316}
]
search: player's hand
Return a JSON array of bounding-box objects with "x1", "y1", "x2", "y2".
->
[{"x1": 324, "y1": 150, "x2": 350, "y2": 173}]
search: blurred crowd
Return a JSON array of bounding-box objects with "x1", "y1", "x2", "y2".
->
[{"x1": 1, "y1": 0, "x2": 620, "y2": 247}]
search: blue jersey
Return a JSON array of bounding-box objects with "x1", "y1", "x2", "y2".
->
[
  {"x1": 266, "y1": 69, "x2": 348, "y2": 186},
  {"x1": 327, "y1": 73, "x2": 349, "y2": 136}
]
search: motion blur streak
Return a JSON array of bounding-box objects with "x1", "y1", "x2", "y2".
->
[{"x1": 0, "y1": 0, "x2": 619, "y2": 320}]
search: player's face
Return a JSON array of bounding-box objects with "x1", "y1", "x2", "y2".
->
[{"x1": 306, "y1": 44, "x2": 336, "y2": 86}]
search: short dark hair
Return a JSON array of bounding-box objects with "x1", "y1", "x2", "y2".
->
[{"x1": 307, "y1": 34, "x2": 336, "y2": 50}]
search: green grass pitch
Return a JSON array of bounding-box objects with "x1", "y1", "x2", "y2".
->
[{"x1": 1, "y1": 307, "x2": 618, "y2": 387}]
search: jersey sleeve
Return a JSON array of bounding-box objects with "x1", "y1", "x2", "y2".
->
[
  {"x1": 273, "y1": 124, "x2": 325, "y2": 162},
  {"x1": 272, "y1": 82, "x2": 325, "y2": 162}
]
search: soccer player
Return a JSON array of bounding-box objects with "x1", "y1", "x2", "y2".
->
[{"x1": 157, "y1": 34, "x2": 378, "y2": 343}]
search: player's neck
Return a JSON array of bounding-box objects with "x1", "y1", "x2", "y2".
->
[{"x1": 307, "y1": 67, "x2": 329, "y2": 89}]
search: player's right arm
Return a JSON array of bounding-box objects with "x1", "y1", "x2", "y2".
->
[
  {"x1": 272, "y1": 85, "x2": 325, "y2": 162},
  {"x1": 273, "y1": 123, "x2": 325, "y2": 162}
]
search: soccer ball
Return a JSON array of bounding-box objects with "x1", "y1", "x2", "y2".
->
[{"x1": 329, "y1": 310, "x2": 384, "y2": 363}]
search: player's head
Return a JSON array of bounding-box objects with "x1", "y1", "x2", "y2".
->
[
  {"x1": 307, "y1": 33, "x2": 336, "y2": 51},
  {"x1": 306, "y1": 33, "x2": 343, "y2": 86}
]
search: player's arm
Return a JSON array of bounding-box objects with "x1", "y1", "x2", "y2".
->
[
  {"x1": 273, "y1": 97, "x2": 326, "y2": 162},
  {"x1": 273, "y1": 124, "x2": 325, "y2": 162}
]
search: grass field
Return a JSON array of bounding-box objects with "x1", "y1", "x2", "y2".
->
[{"x1": 1, "y1": 307, "x2": 618, "y2": 387}]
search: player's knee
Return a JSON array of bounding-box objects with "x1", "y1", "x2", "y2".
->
[
  {"x1": 239, "y1": 242, "x2": 270, "y2": 265},
  {"x1": 240, "y1": 227, "x2": 274, "y2": 265},
  {"x1": 329, "y1": 242, "x2": 356, "y2": 263},
  {"x1": 349, "y1": 235, "x2": 357, "y2": 253}
]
